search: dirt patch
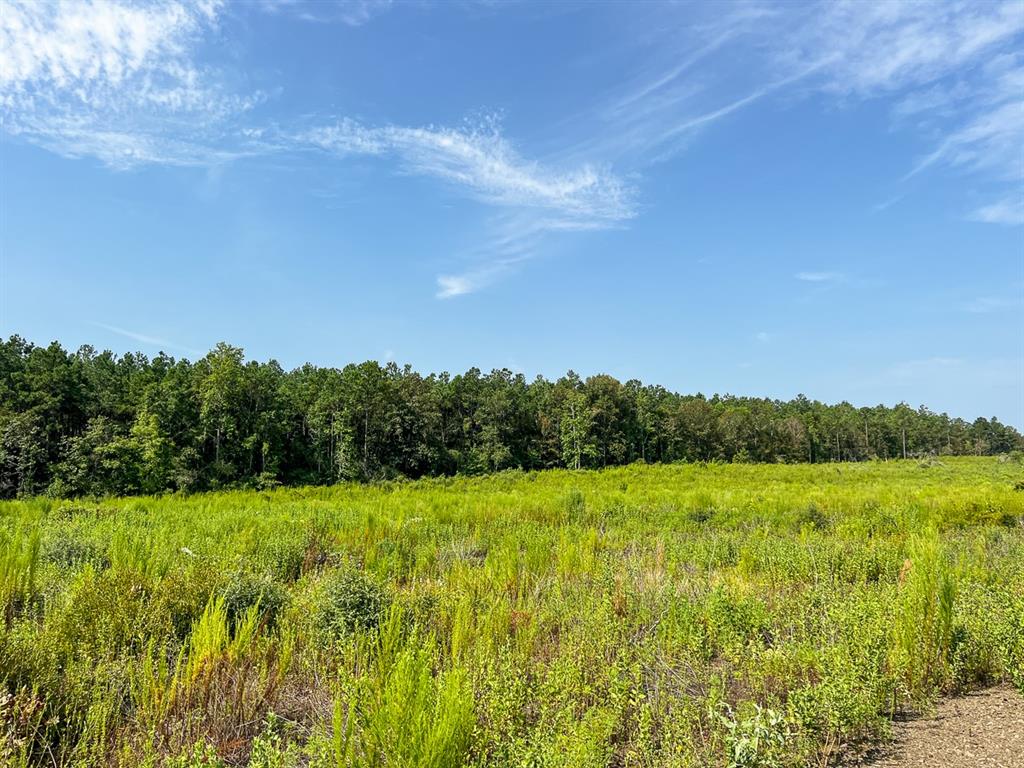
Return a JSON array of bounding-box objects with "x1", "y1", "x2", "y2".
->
[{"x1": 855, "y1": 685, "x2": 1024, "y2": 767}]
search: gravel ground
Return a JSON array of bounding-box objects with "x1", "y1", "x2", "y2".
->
[{"x1": 857, "y1": 685, "x2": 1024, "y2": 768}]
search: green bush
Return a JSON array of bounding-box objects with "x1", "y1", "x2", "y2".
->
[
  {"x1": 315, "y1": 567, "x2": 389, "y2": 638},
  {"x1": 42, "y1": 528, "x2": 108, "y2": 570},
  {"x1": 795, "y1": 502, "x2": 830, "y2": 532},
  {"x1": 996, "y1": 586, "x2": 1024, "y2": 692},
  {"x1": 221, "y1": 571, "x2": 289, "y2": 631},
  {"x1": 719, "y1": 703, "x2": 790, "y2": 768}
]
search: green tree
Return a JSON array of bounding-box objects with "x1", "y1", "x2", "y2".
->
[
  {"x1": 199, "y1": 343, "x2": 245, "y2": 484},
  {"x1": 560, "y1": 387, "x2": 596, "y2": 470}
]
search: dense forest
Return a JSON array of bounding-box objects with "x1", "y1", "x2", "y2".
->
[{"x1": 0, "y1": 336, "x2": 1019, "y2": 498}]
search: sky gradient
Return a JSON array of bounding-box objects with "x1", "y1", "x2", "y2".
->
[{"x1": 1, "y1": 0, "x2": 1022, "y2": 425}]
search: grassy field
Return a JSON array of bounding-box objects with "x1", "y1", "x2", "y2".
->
[{"x1": 2, "y1": 458, "x2": 1023, "y2": 768}]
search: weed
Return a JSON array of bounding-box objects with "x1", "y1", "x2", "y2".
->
[
  {"x1": 0, "y1": 458, "x2": 1021, "y2": 765},
  {"x1": 315, "y1": 567, "x2": 390, "y2": 639}
]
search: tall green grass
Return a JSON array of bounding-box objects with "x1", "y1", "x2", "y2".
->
[
  {"x1": 0, "y1": 457, "x2": 1022, "y2": 767},
  {"x1": 0, "y1": 524, "x2": 40, "y2": 627}
]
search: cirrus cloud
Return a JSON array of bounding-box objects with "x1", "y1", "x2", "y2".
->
[
  {"x1": 0, "y1": 0, "x2": 261, "y2": 167},
  {"x1": 300, "y1": 116, "x2": 635, "y2": 224}
]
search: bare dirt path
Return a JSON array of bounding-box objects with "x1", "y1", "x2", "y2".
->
[{"x1": 857, "y1": 685, "x2": 1024, "y2": 768}]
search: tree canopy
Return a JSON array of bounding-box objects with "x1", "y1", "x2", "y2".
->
[{"x1": 0, "y1": 336, "x2": 1018, "y2": 498}]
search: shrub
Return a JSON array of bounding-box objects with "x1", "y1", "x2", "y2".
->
[
  {"x1": 42, "y1": 528, "x2": 108, "y2": 570},
  {"x1": 165, "y1": 740, "x2": 228, "y2": 768},
  {"x1": 315, "y1": 568, "x2": 389, "y2": 639},
  {"x1": 254, "y1": 534, "x2": 309, "y2": 583},
  {"x1": 688, "y1": 506, "x2": 715, "y2": 524},
  {"x1": 996, "y1": 586, "x2": 1024, "y2": 692},
  {"x1": 221, "y1": 571, "x2": 289, "y2": 631},
  {"x1": 795, "y1": 503, "x2": 830, "y2": 532},
  {"x1": 719, "y1": 703, "x2": 789, "y2": 768},
  {"x1": 248, "y1": 714, "x2": 302, "y2": 768}
]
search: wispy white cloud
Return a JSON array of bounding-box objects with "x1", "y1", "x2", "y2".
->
[
  {"x1": 6, "y1": 0, "x2": 1021, "y2": 303},
  {"x1": 257, "y1": 0, "x2": 393, "y2": 26},
  {"x1": 795, "y1": 271, "x2": 844, "y2": 283},
  {"x1": 0, "y1": 0, "x2": 261, "y2": 167},
  {"x1": 873, "y1": 193, "x2": 907, "y2": 212},
  {"x1": 606, "y1": 1, "x2": 1023, "y2": 220},
  {"x1": 301, "y1": 115, "x2": 635, "y2": 224},
  {"x1": 436, "y1": 271, "x2": 496, "y2": 300},
  {"x1": 434, "y1": 209, "x2": 603, "y2": 299},
  {"x1": 604, "y1": 35, "x2": 725, "y2": 120},
  {"x1": 18, "y1": 121, "x2": 259, "y2": 168},
  {"x1": 566, "y1": 0, "x2": 1024, "y2": 226},
  {"x1": 890, "y1": 81, "x2": 973, "y2": 124},
  {"x1": 92, "y1": 322, "x2": 201, "y2": 356},
  {"x1": 0, "y1": 2, "x2": 633, "y2": 297},
  {"x1": 573, "y1": 4, "x2": 805, "y2": 162},
  {"x1": 301, "y1": 115, "x2": 636, "y2": 298},
  {"x1": 969, "y1": 196, "x2": 1024, "y2": 225},
  {"x1": 0, "y1": 0, "x2": 218, "y2": 98},
  {"x1": 904, "y1": 97, "x2": 1024, "y2": 181},
  {"x1": 962, "y1": 296, "x2": 1021, "y2": 314},
  {"x1": 780, "y1": 0, "x2": 1024, "y2": 95},
  {"x1": 655, "y1": 63, "x2": 827, "y2": 152},
  {"x1": 660, "y1": 83, "x2": 777, "y2": 142},
  {"x1": 780, "y1": 1, "x2": 1023, "y2": 221}
]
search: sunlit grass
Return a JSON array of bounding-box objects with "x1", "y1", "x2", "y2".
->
[{"x1": 1, "y1": 457, "x2": 1022, "y2": 767}]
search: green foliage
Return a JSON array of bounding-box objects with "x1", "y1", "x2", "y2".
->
[
  {"x1": 2, "y1": 336, "x2": 1021, "y2": 498},
  {"x1": 995, "y1": 585, "x2": 1024, "y2": 692},
  {"x1": 719, "y1": 703, "x2": 790, "y2": 768},
  {"x1": 333, "y1": 624, "x2": 474, "y2": 768},
  {"x1": 890, "y1": 531, "x2": 957, "y2": 705},
  {"x1": 221, "y1": 571, "x2": 289, "y2": 630},
  {"x1": 315, "y1": 568, "x2": 390, "y2": 639},
  {"x1": 42, "y1": 525, "x2": 108, "y2": 570},
  {"x1": 248, "y1": 714, "x2": 303, "y2": 768},
  {"x1": 560, "y1": 388, "x2": 598, "y2": 470},
  {"x1": 165, "y1": 740, "x2": 228, "y2": 768},
  {"x1": 0, "y1": 524, "x2": 40, "y2": 625},
  {"x1": 1, "y1": 458, "x2": 1022, "y2": 766}
]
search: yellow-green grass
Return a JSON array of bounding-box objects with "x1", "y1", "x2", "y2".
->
[{"x1": 1, "y1": 457, "x2": 1022, "y2": 767}]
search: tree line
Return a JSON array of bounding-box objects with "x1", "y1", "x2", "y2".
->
[{"x1": 0, "y1": 336, "x2": 1019, "y2": 498}]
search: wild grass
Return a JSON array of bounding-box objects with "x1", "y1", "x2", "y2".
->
[
  {"x1": 0, "y1": 523, "x2": 40, "y2": 628},
  {"x1": 0, "y1": 457, "x2": 1022, "y2": 767}
]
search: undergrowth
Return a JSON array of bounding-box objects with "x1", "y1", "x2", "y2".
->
[{"x1": 0, "y1": 457, "x2": 1022, "y2": 767}]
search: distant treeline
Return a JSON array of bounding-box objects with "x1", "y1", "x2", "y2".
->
[{"x1": 0, "y1": 336, "x2": 1019, "y2": 497}]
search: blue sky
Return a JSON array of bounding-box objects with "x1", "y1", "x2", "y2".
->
[{"x1": 1, "y1": 0, "x2": 1022, "y2": 425}]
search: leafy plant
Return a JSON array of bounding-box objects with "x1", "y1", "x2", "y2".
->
[
  {"x1": 719, "y1": 703, "x2": 790, "y2": 768},
  {"x1": 222, "y1": 571, "x2": 288, "y2": 630},
  {"x1": 315, "y1": 567, "x2": 390, "y2": 639}
]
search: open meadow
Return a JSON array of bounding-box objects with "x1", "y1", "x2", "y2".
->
[{"x1": 2, "y1": 457, "x2": 1023, "y2": 768}]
